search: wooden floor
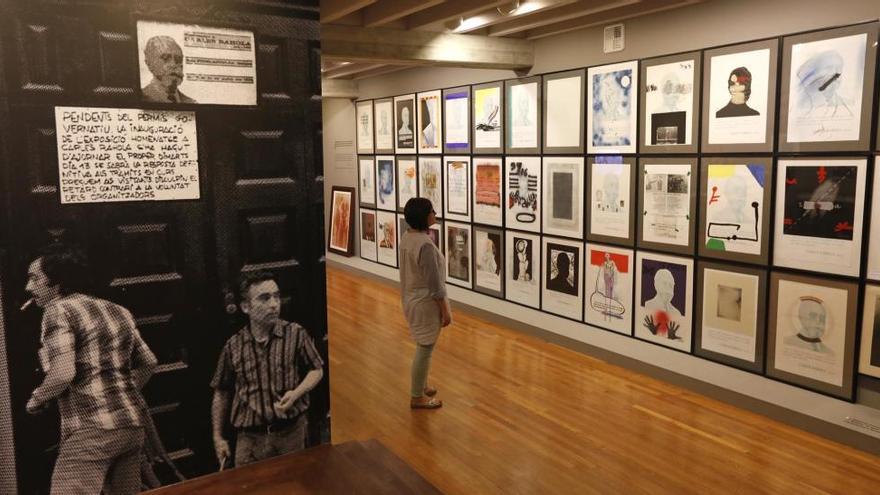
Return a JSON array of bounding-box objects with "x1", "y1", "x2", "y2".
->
[{"x1": 327, "y1": 266, "x2": 880, "y2": 495}]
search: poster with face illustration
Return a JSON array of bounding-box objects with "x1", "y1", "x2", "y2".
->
[
  {"x1": 541, "y1": 237, "x2": 583, "y2": 320},
  {"x1": 375, "y1": 156, "x2": 396, "y2": 211},
  {"x1": 376, "y1": 210, "x2": 397, "y2": 267},
  {"x1": 634, "y1": 251, "x2": 693, "y2": 352},
  {"x1": 358, "y1": 156, "x2": 376, "y2": 208},
  {"x1": 773, "y1": 159, "x2": 866, "y2": 276},
  {"x1": 707, "y1": 48, "x2": 772, "y2": 145},
  {"x1": 644, "y1": 59, "x2": 695, "y2": 147},
  {"x1": 446, "y1": 221, "x2": 472, "y2": 289},
  {"x1": 589, "y1": 158, "x2": 632, "y2": 241},
  {"x1": 474, "y1": 226, "x2": 504, "y2": 297},
  {"x1": 374, "y1": 99, "x2": 394, "y2": 152},
  {"x1": 505, "y1": 157, "x2": 541, "y2": 233},
  {"x1": 858, "y1": 284, "x2": 880, "y2": 379},
  {"x1": 417, "y1": 90, "x2": 442, "y2": 154},
  {"x1": 702, "y1": 163, "x2": 767, "y2": 259},
  {"x1": 768, "y1": 274, "x2": 857, "y2": 398},
  {"x1": 396, "y1": 157, "x2": 417, "y2": 212},
  {"x1": 584, "y1": 244, "x2": 633, "y2": 335},
  {"x1": 355, "y1": 100, "x2": 374, "y2": 153},
  {"x1": 505, "y1": 230, "x2": 540, "y2": 309},
  {"x1": 785, "y1": 33, "x2": 867, "y2": 143},
  {"x1": 394, "y1": 94, "x2": 416, "y2": 153},
  {"x1": 506, "y1": 78, "x2": 540, "y2": 151}
]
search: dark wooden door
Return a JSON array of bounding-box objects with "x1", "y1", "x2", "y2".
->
[{"x1": 0, "y1": 1, "x2": 325, "y2": 493}]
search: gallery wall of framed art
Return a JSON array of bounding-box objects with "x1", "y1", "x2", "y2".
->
[{"x1": 334, "y1": 17, "x2": 880, "y2": 435}]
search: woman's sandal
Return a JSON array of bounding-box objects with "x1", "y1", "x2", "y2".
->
[
  {"x1": 424, "y1": 386, "x2": 437, "y2": 397},
  {"x1": 411, "y1": 397, "x2": 442, "y2": 409}
]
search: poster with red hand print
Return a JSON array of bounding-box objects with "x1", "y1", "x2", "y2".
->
[{"x1": 773, "y1": 158, "x2": 866, "y2": 276}]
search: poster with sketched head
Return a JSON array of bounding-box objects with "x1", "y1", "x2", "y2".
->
[
  {"x1": 137, "y1": 20, "x2": 257, "y2": 105},
  {"x1": 786, "y1": 33, "x2": 867, "y2": 143},
  {"x1": 445, "y1": 222, "x2": 472, "y2": 288},
  {"x1": 359, "y1": 209, "x2": 377, "y2": 262},
  {"x1": 589, "y1": 157, "x2": 632, "y2": 241},
  {"x1": 768, "y1": 273, "x2": 857, "y2": 398},
  {"x1": 506, "y1": 77, "x2": 540, "y2": 152},
  {"x1": 396, "y1": 157, "x2": 417, "y2": 212},
  {"x1": 417, "y1": 90, "x2": 442, "y2": 153},
  {"x1": 374, "y1": 99, "x2": 394, "y2": 152},
  {"x1": 418, "y1": 157, "x2": 442, "y2": 218},
  {"x1": 644, "y1": 59, "x2": 695, "y2": 147},
  {"x1": 635, "y1": 252, "x2": 693, "y2": 352},
  {"x1": 473, "y1": 158, "x2": 503, "y2": 226},
  {"x1": 356, "y1": 100, "x2": 374, "y2": 153},
  {"x1": 773, "y1": 159, "x2": 866, "y2": 276},
  {"x1": 375, "y1": 210, "x2": 397, "y2": 267},
  {"x1": 588, "y1": 60, "x2": 637, "y2": 153},
  {"x1": 375, "y1": 157, "x2": 396, "y2": 211},
  {"x1": 505, "y1": 157, "x2": 541, "y2": 232},
  {"x1": 703, "y1": 163, "x2": 766, "y2": 258},
  {"x1": 358, "y1": 156, "x2": 376, "y2": 208},
  {"x1": 584, "y1": 243, "x2": 633, "y2": 335},
  {"x1": 705, "y1": 41, "x2": 776, "y2": 150},
  {"x1": 858, "y1": 285, "x2": 880, "y2": 379},
  {"x1": 394, "y1": 94, "x2": 416, "y2": 153},
  {"x1": 541, "y1": 237, "x2": 583, "y2": 320},
  {"x1": 505, "y1": 230, "x2": 540, "y2": 309}
]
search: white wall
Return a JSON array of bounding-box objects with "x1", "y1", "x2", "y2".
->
[{"x1": 323, "y1": 0, "x2": 880, "y2": 451}]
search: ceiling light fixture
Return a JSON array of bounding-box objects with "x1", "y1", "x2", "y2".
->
[{"x1": 497, "y1": 1, "x2": 521, "y2": 16}]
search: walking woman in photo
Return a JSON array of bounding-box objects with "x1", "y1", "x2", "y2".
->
[{"x1": 399, "y1": 198, "x2": 452, "y2": 409}]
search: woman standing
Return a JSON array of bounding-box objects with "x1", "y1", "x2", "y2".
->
[{"x1": 399, "y1": 198, "x2": 452, "y2": 409}]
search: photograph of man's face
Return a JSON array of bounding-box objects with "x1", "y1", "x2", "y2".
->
[{"x1": 146, "y1": 36, "x2": 184, "y2": 90}]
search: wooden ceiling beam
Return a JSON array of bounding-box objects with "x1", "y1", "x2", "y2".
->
[
  {"x1": 525, "y1": 0, "x2": 700, "y2": 39},
  {"x1": 363, "y1": 0, "x2": 447, "y2": 28},
  {"x1": 323, "y1": 63, "x2": 388, "y2": 79},
  {"x1": 352, "y1": 65, "x2": 412, "y2": 80},
  {"x1": 321, "y1": 0, "x2": 376, "y2": 24},
  {"x1": 488, "y1": 0, "x2": 640, "y2": 37},
  {"x1": 405, "y1": 0, "x2": 510, "y2": 30},
  {"x1": 449, "y1": 0, "x2": 580, "y2": 34},
  {"x1": 322, "y1": 78, "x2": 359, "y2": 99},
  {"x1": 322, "y1": 25, "x2": 534, "y2": 70}
]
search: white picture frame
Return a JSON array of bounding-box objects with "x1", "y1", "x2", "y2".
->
[
  {"x1": 584, "y1": 243, "x2": 634, "y2": 335},
  {"x1": 505, "y1": 230, "x2": 540, "y2": 309}
]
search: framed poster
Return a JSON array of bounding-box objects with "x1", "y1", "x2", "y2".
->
[
  {"x1": 374, "y1": 98, "x2": 394, "y2": 153},
  {"x1": 444, "y1": 156, "x2": 471, "y2": 222},
  {"x1": 417, "y1": 89, "x2": 442, "y2": 154},
  {"x1": 586, "y1": 156, "x2": 636, "y2": 247},
  {"x1": 376, "y1": 210, "x2": 398, "y2": 267},
  {"x1": 358, "y1": 156, "x2": 376, "y2": 208},
  {"x1": 396, "y1": 156, "x2": 418, "y2": 212},
  {"x1": 397, "y1": 213, "x2": 409, "y2": 255},
  {"x1": 429, "y1": 220, "x2": 443, "y2": 254},
  {"x1": 867, "y1": 162, "x2": 880, "y2": 281},
  {"x1": 637, "y1": 158, "x2": 697, "y2": 255},
  {"x1": 505, "y1": 230, "x2": 540, "y2": 309},
  {"x1": 698, "y1": 157, "x2": 772, "y2": 265},
  {"x1": 443, "y1": 86, "x2": 471, "y2": 154},
  {"x1": 541, "y1": 236, "x2": 584, "y2": 321},
  {"x1": 767, "y1": 272, "x2": 857, "y2": 400},
  {"x1": 859, "y1": 284, "x2": 880, "y2": 378},
  {"x1": 446, "y1": 221, "x2": 472, "y2": 289},
  {"x1": 136, "y1": 20, "x2": 257, "y2": 106},
  {"x1": 640, "y1": 52, "x2": 701, "y2": 154},
  {"x1": 356, "y1": 100, "x2": 374, "y2": 154},
  {"x1": 542, "y1": 156, "x2": 584, "y2": 239},
  {"x1": 694, "y1": 261, "x2": 767, "y2": 373},
  {"x1": 472, "y1": 157, "x2": 503, "y2": 226},
  {"x1": 505, "y1": 76, "x2": 541, "y2": 155},
  {"x1": 472, "y1": 81, "x2": 504, "y2": 154},
  {"x1": 773, "y1": 158, "x2": 867, "y2": 276},
  {"x1": 394, "y1": 94, "x2": 417, "y2": 154},
  {"x1": 779, "y1": 22, "x2": 878, "y2": 152},
  {"x1": 359, "y1": 208, "x2": 377, "y2": 262},
  {"x1": 543, "y1": 69, "x2": 585, "y2": 154},
  {"x1": 328, "y1": 186, "x2": 355, "y2": 256},
  {"x1": 505, "y1": 157, "x2": 541, "y2": 233},
  {"x1": 702, "y1": 39, "x2": 778, "y2": 153},
  {"x1": 634, "y1": 251, "x2": 694, "y2": 353},
  {"x1": 584, "y1": 243, "x2": 634, "y2": 335},
  {"x1": 418, "y1": 156, "x2": 443, "y2": 218},
  {"x1": 473, "y1": 226, "x2": 504, "y2": 298},
  {"x1": 375, "y1": 156, "x2": 396, "y2": 212},
  {"x1": 587, "y1": 60, "x2": 638, "y2": 154}
]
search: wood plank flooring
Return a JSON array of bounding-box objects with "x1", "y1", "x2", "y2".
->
[{"x1": 327, "y1": 265, "x2": 880, "y2": 495}]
